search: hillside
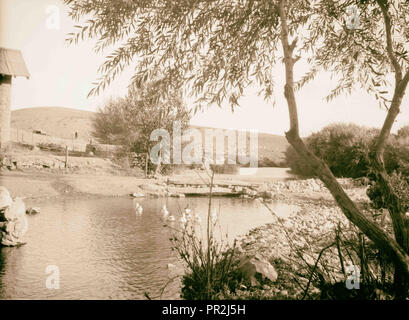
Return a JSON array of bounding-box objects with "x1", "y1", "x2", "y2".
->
[
  {"x1": 11, "y1": 107, "x2": 95, "y2": 142},
  {"x1": 11, "y1": 107, "x2": 289, "y2": 165}
]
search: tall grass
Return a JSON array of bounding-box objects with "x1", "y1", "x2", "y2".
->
[{"x1": 169, "y1": 170, "x2": 243, "y2": 300}]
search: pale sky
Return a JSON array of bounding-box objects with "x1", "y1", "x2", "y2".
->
[{"x1": 1, "y1": 0, "x2": 408, "y2": 137}]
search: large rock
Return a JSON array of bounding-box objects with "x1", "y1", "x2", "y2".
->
[
  {"x1": 238, "y1": 254, "x2": 278, "y2": 286},
  {"x1": 0, "y1": 187, "x2": 28, "y2": 246},
  {"x1": 0, "y1": 186, "x2": 12, "y2": 209}
]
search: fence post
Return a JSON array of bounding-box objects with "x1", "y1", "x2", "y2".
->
[
  {"x1": 65, "y1": 146, "x2": 68, "y2": 170},
  {"x1": 145, "y1": 153, "x2": 148, "y2": 178}
]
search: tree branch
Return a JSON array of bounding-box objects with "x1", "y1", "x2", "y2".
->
[
  {"x1": 278, "y1": 0, "x2": 409, "y2": 278},
  {"x1": 278, "y1": 0, "x2": 299, "y2": 137},
  {"x1": 376, "y1": 0, "x2": 402, "y2": 82}
]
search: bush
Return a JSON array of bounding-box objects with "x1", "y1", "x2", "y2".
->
[
  {"x1": 37, "y1": 142, "x2": 65, "y2": 153},
  {"x1": 292, "y1": 222, "x2": 396, "y2": 300},
  {"x1": 209, "y1": 164, "x2": 240, "y2": 174},
  {"x1": 367, "y1": 171, "x2": 409, "y2": 212},
  {"x1": 286, "y1": 123, "x2": 409, "y2": 179},
  {"x1": 170, "y1": 206, "x2": 244, "y2": 300}
]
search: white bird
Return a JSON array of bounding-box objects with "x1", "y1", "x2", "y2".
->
[
  {"x1": 133, "y1": 199, "x2": 143, "y2": 215},
  {"x1": 193, "y1": 212, "x2": 201, "y2": 224},
  {"x1": 161, "y1": 204, "x2": 169, "y2": 218},
  {"x1": 136, "y1": 206, "x2": 143, "y2": 215},
  {"x1": 184, "y1": 207, "x2": 192, "y2": 219},
  {"x1": 180, "y1": 214, "x2": 188, "y2": 228},
  {"x1": 211, "y1": 209, "x2": 218, "y2": 223}
]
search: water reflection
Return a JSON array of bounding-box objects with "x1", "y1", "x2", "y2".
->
[{"x1": 0, "y1": 197, "x2": 293, "y2": 299}]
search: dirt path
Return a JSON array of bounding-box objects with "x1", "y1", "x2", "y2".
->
[{"x1": 0, "y1": 171, "x2": 152, "y2": 200}]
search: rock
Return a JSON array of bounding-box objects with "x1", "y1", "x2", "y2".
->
[
  {"x1": 309, "y1": 180, "x2": 322, "y2": 192},
  {"x1": 139, "y1": 184, "x2": 164, "y2": 192},
  {"x1": 129, "y1": 193, "x2": 145, "y2": 198},
  {"x1": 26, "y1": 207, "x2": 41, "y2": 215},
  {"x1": 167, "y1": 263, "x2": 176, "y2": 269},
  {"x1": 244, "y1": 188, "x2": 258, "y2": 197},
  {"x1": 259, "y1": 190, "x2": 274, "y2": 199},
  {"x1": 0, "y1": 186, "x2": 12, "y2": 209},
  {"x1": 238, "y1": 254, "x2": 278, "y2": 287},
  {"x1": 0, "y1": 188, "x2": 29, "y2": 247},
  {"x1": 280, "y1": 289, "x2": 289, "y2": 296},
  {"x1": 2, "y1": 197, "x2": 25, "y2": 221}
]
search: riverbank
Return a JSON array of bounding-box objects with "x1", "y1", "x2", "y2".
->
[
  {"x1": 1, "y1": 164, "x2": 376, "y2": 299},
  {"x1": 1, "y1": 165, "x2": 368, "y2": 202},
  {"x1": 233, "y1": 181, "x2": 382, "y2": 300}
]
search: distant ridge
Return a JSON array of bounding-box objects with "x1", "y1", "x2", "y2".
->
[
  {"x1": 11, "y1": 107, "x2": 95, "y2": 141},
  {"x1": 11, "y1": 106, "x2": 289, "y2": 164}
]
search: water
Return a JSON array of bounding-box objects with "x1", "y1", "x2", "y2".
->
[{"x1": 0, "y1": 197, "x2": 297, "y2": 300}]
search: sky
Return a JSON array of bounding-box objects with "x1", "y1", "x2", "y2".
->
[{"x1": 1, "y1": 0, "x2": 408, "y2": 137}]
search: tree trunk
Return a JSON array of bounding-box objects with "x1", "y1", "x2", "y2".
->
[{"x1": 278, "y1": 0, "x2": 409, "y2": 285}]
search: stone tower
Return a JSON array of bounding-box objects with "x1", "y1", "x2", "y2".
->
[{"x1": 0, "y1": 48, "x2": 30, "y2": 149}]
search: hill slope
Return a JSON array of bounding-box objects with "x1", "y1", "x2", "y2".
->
[
  {"x1": 11, "y1": 107, "x2": 289, "y2": 165},
  {"x1": 11, "y1": 107, "x2": 95, "y2": 141}
]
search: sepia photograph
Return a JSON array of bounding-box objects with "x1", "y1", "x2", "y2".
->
[{"x1": 1, "y1": 0, "x2": 409, "y2": 308}]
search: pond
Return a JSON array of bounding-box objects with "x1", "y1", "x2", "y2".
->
[{"x1": 0, "y1": 197, "x2": 298, "y2": 299}]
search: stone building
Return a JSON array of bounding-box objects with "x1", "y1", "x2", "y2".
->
[{"x1": 0, "y1": 47, "x2": 30, "y2": 149}]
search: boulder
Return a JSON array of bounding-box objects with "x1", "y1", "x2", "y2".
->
[
  {"x1": 258, "y1": 190, "x2": 274, "y2": 199},
  {"x1": 129, "y1": 193, "x2": 145, "y2": 198},
  {"x1": 244, "y1": 188, "x2": 258, "y2": 197},
  {"x1": 26, "y1": 207, "x2": 41, "y2": 215},
  {"x1": 3, "y1": 198, "x2": 26, "y2": 221},
  {"x1": 0, "y1": 186, "x2": 12, "y2": 209},
  {"x1": 238, "y1": 254, "x2": 278, "y2": 286},
  {"x1": 0, "y1": 187, "x2": 28, "y2": 247},
  {"x1": 139, "y1": 184, "x2": 165, "y2": 192}
]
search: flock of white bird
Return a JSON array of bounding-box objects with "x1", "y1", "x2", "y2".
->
[{"x1": 132, "y1": 199, "x2": 206, "y2": 226}]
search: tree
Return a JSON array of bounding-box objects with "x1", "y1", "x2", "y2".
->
[
  {"x1": 92, "y1": 80, "x2": 190, "y2": 172},
  {"x1": 65, "y1": 0, "x2": 409, "y2": 297},
  {"x1": 398, "y1": 125, "x2": 409, "y2": 139}
]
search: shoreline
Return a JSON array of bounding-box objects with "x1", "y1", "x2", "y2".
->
[{"x1": 1, "y1": 168, "x2": 378, "y2": 299}]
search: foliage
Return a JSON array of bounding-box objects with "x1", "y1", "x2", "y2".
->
[
  {"x1": 286, "y1": 123, "x2": 409, "y2": 179},
  {"x1": 292, "y1": 222, "x2": 397, "y2": 300},
  {"x1": 397, "y1": 125, "x2": 409, "y2": 140},
  {"x1": 64, "y1": 0, "x2": 312, "y2": 110},
  {"x1": 209, "y1": 164, "x2": 240, "y2": 174},
  {"x1": 170, "y1": 206, "x2": 244, "y2": 300},
  {"x1": 37, "y1": 142, "x2": 65, "y2": 153},
  {"x1": 286, "y1": 123, "x2": 378, "y2": 177},
  {"x1": 66, "y1": 0, "x2": 409, "y2": 295},
  {"x1": 65, "y1": 0, "x2": 409, "y2": 110},
  {"x1": 92, "y1": 80, "x2": 190, "y2": 172},
  {"x1": 367, "y1": 171, "x2": 409, "y2": 213}
]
